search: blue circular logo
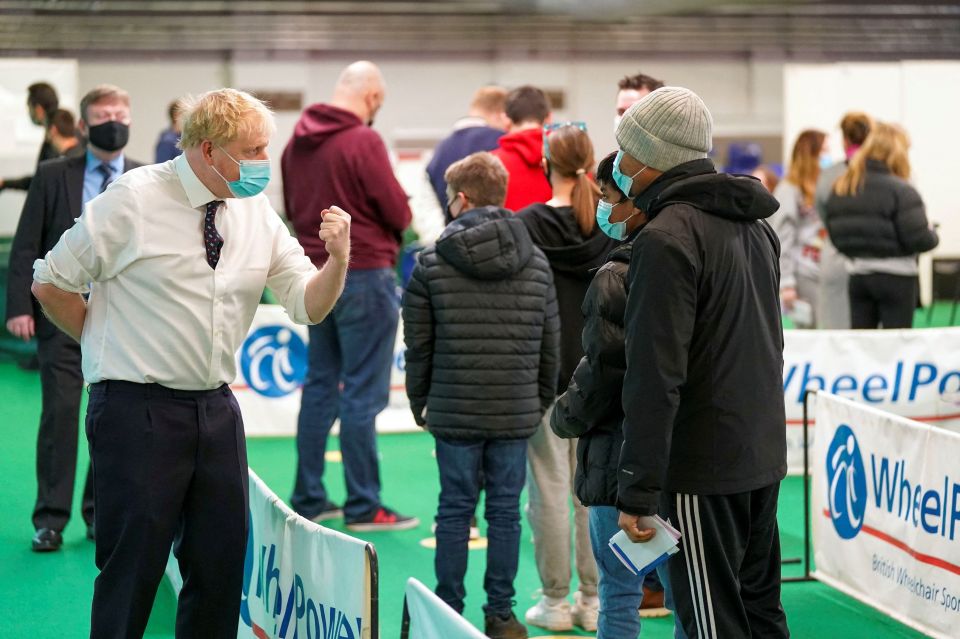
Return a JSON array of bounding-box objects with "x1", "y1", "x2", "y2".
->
[
  {"x1": 240, "y1": 325, "x2": 308, "y2": 397},
  {"x1": 826, "y1": 424, "x2": 867, "y2": 539}
]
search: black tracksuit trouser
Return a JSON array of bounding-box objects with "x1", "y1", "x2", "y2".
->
[{"x1": 660, "y1": 482, "x2": 790, "y2": 639}]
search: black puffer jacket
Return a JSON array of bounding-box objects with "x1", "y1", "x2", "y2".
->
[
  {"x1": 402, "y1": 206, "x2": 560, "y2": 440},
  {"x1": 824, "y1": 159, "x2": 939, "y2": 258},
  {"x1": 619, "y1": 159, "x2": 787, "y2": 516},
  {"x1": 551, "y1": 236, "x2": 635, "y2": 507}
]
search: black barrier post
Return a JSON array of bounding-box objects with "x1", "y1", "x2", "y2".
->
[
  {"x1": 399, "y1": 597, "x2": 411, "y2": 639},
  {"x1": 783, "y1": 388, "x2": 816, "y2": 584},
  {"x1": 365, "y1": 543, "x2": 380, "y2": 638}
]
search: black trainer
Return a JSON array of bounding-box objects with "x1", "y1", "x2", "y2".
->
[
  {"x1": 32, "y1": 528, "x2": 63, "y2": 552},
  {"x1": 310, "y1": 500, "x2": 344, "y2": 523},
  {"x1": 345, "y1": 506, "x2": 419, "y2": 532},
  {"x1": 484, "y1": 611, "x2": 528, "y2": 639}
]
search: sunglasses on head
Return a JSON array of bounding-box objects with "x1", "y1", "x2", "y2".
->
[{"x1": 542, "y1": 121, "x2": 588, "y2": 160}]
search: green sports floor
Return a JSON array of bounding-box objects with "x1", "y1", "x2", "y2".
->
[{"x1": 0, "y1": 358, "x2": 932, "y2": 638}]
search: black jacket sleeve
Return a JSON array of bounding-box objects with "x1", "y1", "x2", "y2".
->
[
  {"x1": 893, "y1": 183, "x2": 939, "y2": 255},
  {"x1": 6, "y1": 169, "x2": 49, "y2": 320},
  {"x1": 551, "y1": 265, "x2": 627, "y2": 439},
  {"x1": 538, "y1": 268, "x2": 561, "y2": 414},
  {"x1": 401, "y1": 259, "x2": 433, "y2": 426},
  {"x1": 617, "y1": 228, "x2": 698, "y2": 516},
  {"x1": 2, "y1": 175, "x2": 33, "y2": 191}
]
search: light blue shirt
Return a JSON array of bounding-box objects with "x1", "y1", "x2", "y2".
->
[{"x1": 82, "y1": 149, "x2": 126, "y2": 207}]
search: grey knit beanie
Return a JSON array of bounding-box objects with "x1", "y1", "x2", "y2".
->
[{"x1": 615, "y1": 86, "x2": 713, "y2": 172}]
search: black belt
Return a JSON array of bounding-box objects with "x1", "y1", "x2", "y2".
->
[{"x1": 89, "y1": 379, "x2": 230, "y2": 399}]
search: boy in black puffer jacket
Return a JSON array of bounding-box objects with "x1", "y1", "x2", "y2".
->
[
  {"x1": 551, "y1": 152, "x2": 681, "y2": 639},
  {"x1": 402, "y1": 151, "x2": 560, "y2": 639}
]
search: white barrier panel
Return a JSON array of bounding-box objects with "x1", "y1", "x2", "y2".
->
[
  {"x1": 165, "y1": 469, "x2": 376, "y2": 639},
  {"x1": 403, "y1": 578, "x2": 487, "y2": 639},
  {"x1": 232, "y1": 306, "x2": 960, "y2": 459},
  {"x1": 812, "y1": 393, "x2": 960, "y2": 639},
  {"x1": 784, "y1": 328, "x2": 960, "y2": 473},
  {"x1": 231, "y1": 304, "x2": 416, "y2": 436}
]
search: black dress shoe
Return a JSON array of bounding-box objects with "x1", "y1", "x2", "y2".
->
[
  {"x1": 86, "y1": 524, "x2": 95, "y2": 541},
  {"x1": 32, "y1": 528, "x2": 63, "y2": 552}
]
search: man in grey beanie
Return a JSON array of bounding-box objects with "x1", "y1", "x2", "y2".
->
[{"x1": 614, "y1": 87, "x2": 790, "y2": 639}]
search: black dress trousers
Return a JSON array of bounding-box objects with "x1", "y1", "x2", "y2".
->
[
  {"x1": 86, "y1": 381, "x2": 249, "y2": 639},
  {"x1": 33, "y1": 329, "x2": 94, "y2": 532}
]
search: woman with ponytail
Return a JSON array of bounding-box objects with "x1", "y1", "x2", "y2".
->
[{"x1": 516, "y1": 123, "x2": 616, "y2": 632}]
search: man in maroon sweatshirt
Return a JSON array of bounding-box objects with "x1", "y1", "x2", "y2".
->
[
  {"x1": 282, "y1": 60, "x2": 418, "y2": 531},
  {"x1": 492, "y1": 85, "x2": 553, "y2": 211}
]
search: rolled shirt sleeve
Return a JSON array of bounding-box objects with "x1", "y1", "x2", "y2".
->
[
  {"x1": 33, "y1": 183, "x2": 141, "y2": 292},
  {"x1": 266, "y1": 214, "x2": 318, "y2": 325}
]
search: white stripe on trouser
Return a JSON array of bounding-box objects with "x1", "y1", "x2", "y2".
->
[
  {"x1": 677, "y1": 494, "x2": 718, "y2": 639},
  {"x1": 677, "y1": 494, "x2": 708, "y2": 639},
  {"x1": 692, "y1": 495, "x2": 718, "y2": 638}
]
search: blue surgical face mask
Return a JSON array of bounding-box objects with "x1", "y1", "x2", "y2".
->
[
  {"x1": 612, "y1": 150, "x2": 647, "y2": 197},
  {"x1": 819, "y1": 154, "x2": 833, "y2": 170},
  {"x1": 213, "y1": 145, "x2": 271, "y2": 198},
  {"x1": 596, "y1": 199, "x2": 640, "y2": 241}
]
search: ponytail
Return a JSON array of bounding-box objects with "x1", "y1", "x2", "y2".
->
[{"x1": 570, "y1": 168, "x2": 600, "y2": 237}]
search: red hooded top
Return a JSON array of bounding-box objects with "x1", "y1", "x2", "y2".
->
[
  {"x1": 281, "y1": 104, "x2": 411, "y2": 269},
  {"x1": 491, "y1": 127, "x2": 552, "y2": 212}
]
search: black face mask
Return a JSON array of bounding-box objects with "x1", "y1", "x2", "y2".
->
[{"x1": 87, "y1": 121, "x2": 129, "y2": 152}]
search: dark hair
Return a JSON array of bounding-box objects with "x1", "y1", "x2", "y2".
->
[
  {"x1": 505, "y1": 85, "x2": 550, "y2": 126},
  {"x1": 27, "y1": 82, "x2": 58, "y2": 122},
  {"x1": 617, "y1": 73, "x2": 664, "y2": 93},
  {"x1": 49, "y1": 108, "x2": 75, "y2": 137},
  {"x1": 840, "y1": 111, "x2": 872, "y2": 147},
  {"x1": 596, "y1": 151, "x2": 625, "y2": 199}
]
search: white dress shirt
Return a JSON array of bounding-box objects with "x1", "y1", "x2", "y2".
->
[{"x1": 34, "y1": 153, "x2": 318, "y2": 390}]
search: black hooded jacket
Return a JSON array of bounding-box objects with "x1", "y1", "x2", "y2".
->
[
  {"x1": 617, "y1": 159, "x2": 787, "y2": 516},
  {"x1": 517, "y1": 203, "x2": 618, "y2": 395},
  {"x1": 402, "y1": 206, "x2": 560, "y2": 441},
  {"x1": 551, "y1": 234, "x2": 636, "y2": 507}
]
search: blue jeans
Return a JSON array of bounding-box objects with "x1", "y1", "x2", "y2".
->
[
  {"x1": 434, "y1": 437, "x2": 527, "y2": 616},
  {"x1": 588, "y1": 506, "x2": 686, "y2": 639},
  {"x1": 291, "y1": 268, "x2": 399, "y2": 521}
]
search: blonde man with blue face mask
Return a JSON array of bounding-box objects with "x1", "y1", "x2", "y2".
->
[{"x1": 32, "y1": 88, "x2": 351, "y2": 637}]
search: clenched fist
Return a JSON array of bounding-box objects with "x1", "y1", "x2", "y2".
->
[{"x1": 319, "y1": 206, "x2": 351, "y2": 264}]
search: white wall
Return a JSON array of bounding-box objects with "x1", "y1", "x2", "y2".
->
[{"x1": 0, "y1": 58, "x2": 77, "y2": 234}]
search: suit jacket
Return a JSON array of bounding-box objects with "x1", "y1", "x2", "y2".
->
[{"x1": 6, "y1": 152, "x2": 140, "y2": 338}]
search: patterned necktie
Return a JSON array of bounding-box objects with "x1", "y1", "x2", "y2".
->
[
  {"x1": 204, "y1": 200, "x2": 225, "y2": 269},
  {"x1": 97, "y1": 163, "x2": 114, "y2": 194}
]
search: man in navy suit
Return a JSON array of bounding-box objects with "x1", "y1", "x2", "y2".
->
[{"x1": 6, "y1": 84, "x2": 140, "y2": 552}]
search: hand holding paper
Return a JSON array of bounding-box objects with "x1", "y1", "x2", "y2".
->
[
  {"x1": 609, "y1": 514, "x2": 681, "y2": 577},
  {"x1": 618, "y1": 511, "x2": 656, "y2": 542}
]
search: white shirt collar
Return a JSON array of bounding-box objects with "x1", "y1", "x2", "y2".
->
[{"x1": 174, "y1": 152, "x2": 220, "y2": 209}]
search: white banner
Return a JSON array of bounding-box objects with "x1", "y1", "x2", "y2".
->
[
  {"x1": 238, "y1": 470, "x2": 374, "y2": 639},
  {"x1": 232, "y1": 307, "x2": 960, "y2": 462},
  {"x1": 231, "y1": 305, "x2": 416, "y2": 436},
  {"x1": 404, "y1": 578, "x2": 487, "y2": 639},
  {"x1": 812, "y1": 393, "x2": 960, "y2": 639},
  {"x1": 784, "y1": 328, "x2": 960, "y2": 473},
  {"x1": 167, "y1": 469, "x2": 375, "y2": 638}
]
